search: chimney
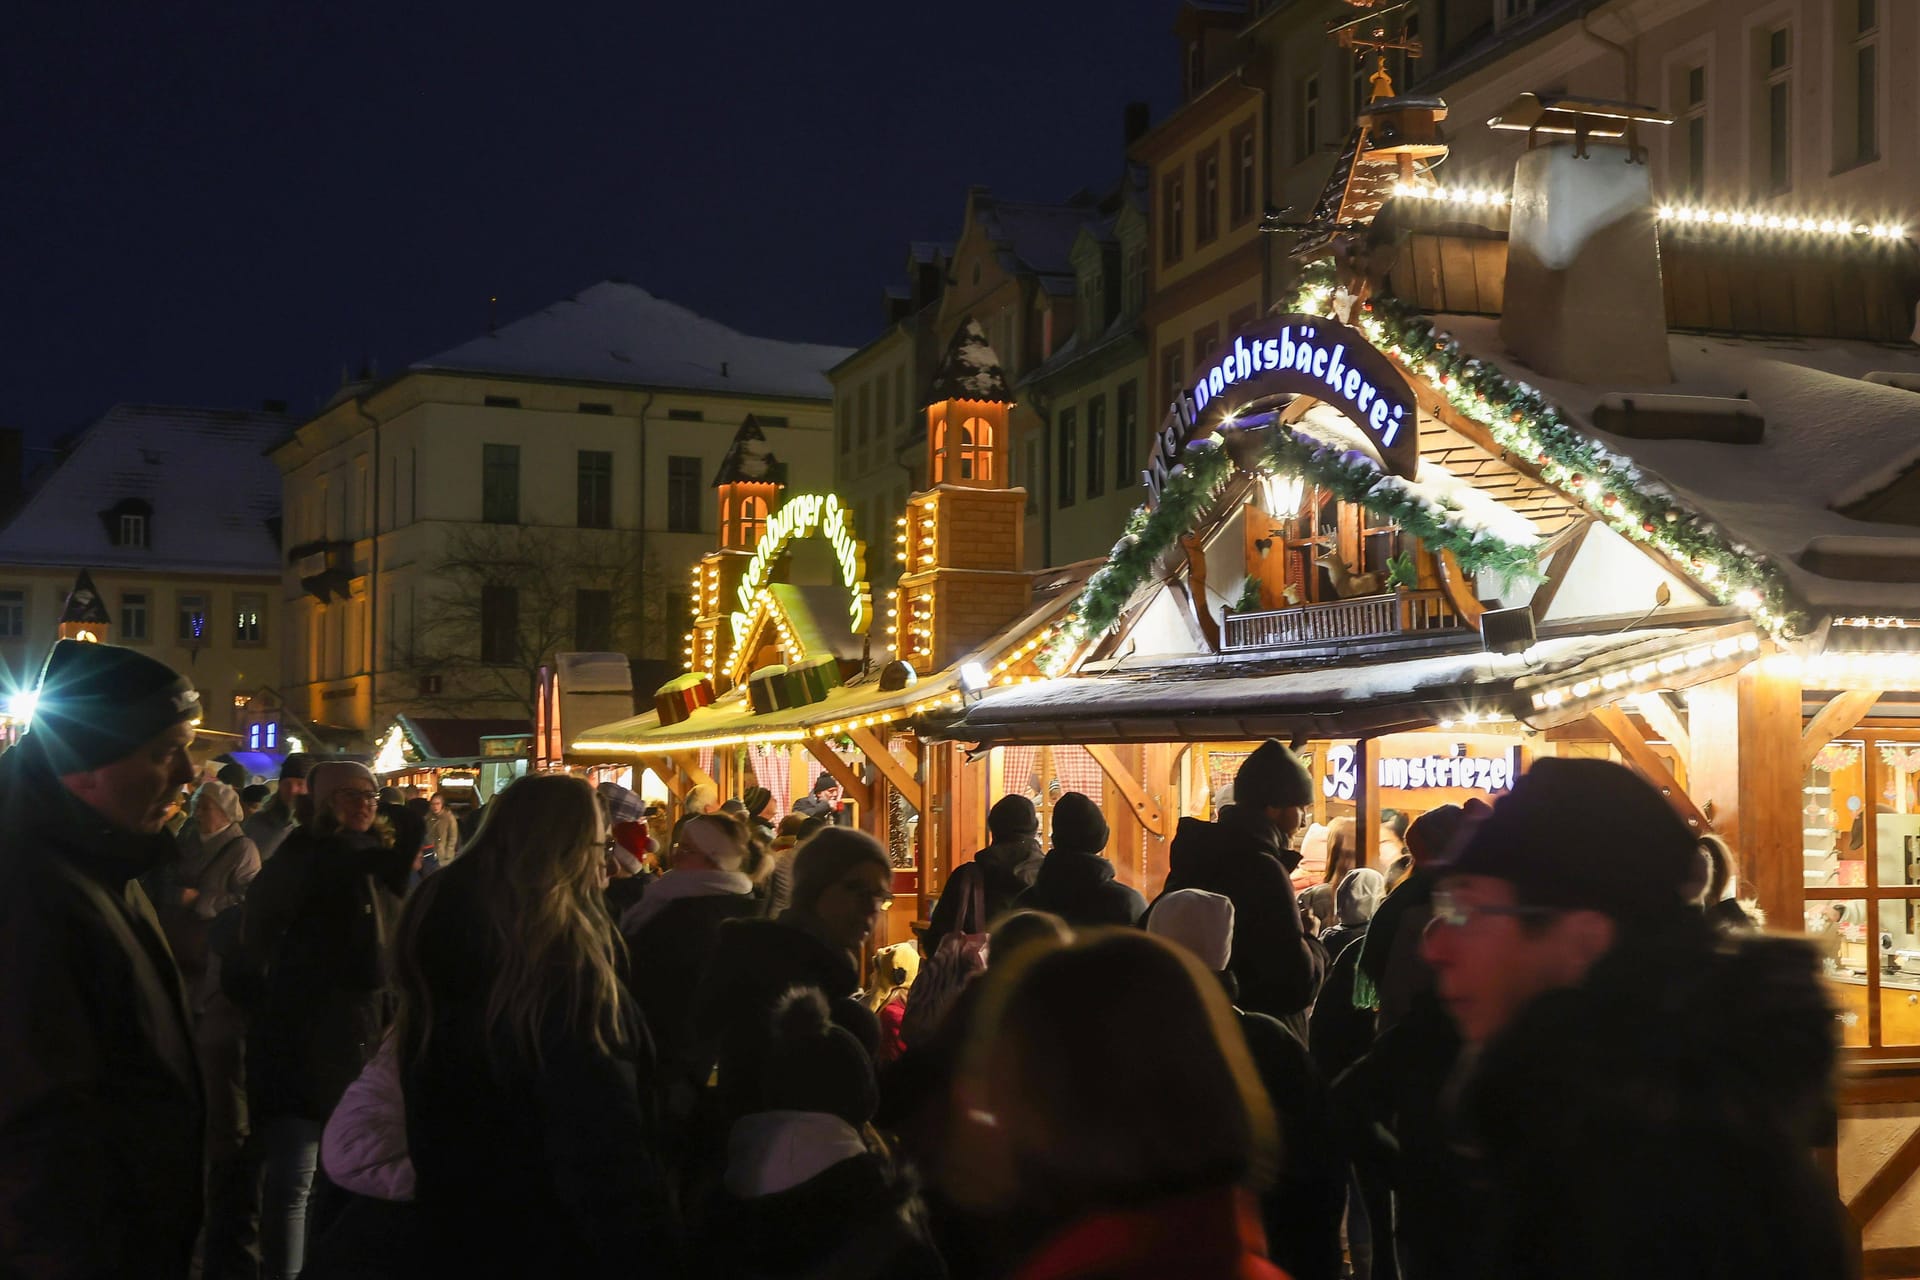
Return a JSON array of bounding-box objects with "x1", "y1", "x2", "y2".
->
[
  {"x1": 1492, "y1": 95, "x2": 1675, "y2": 386},
  {"x1": 1124, "y1": 101, "x2": 1151, "y2": 148}
]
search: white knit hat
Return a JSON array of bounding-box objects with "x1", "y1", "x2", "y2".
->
[{"x1": 1147, "y1": 888, "x2": 1236, "y2": 972}]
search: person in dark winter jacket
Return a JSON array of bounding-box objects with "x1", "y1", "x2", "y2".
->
[
  {"x1": 1015, "y1": 791, "x2": 1146, "y2": 929},
  {"x1": 923, "y1": 794, "x2": 1044, "y2": 954},
  {"x1": 693, "y1": 829, "x2": 892, "y2": 1121},
  {"x1": 1422, "y1": 758, "x2": 1850, "y2": 1279},
  {"x1": 1154, "y1": 740, "x2": 1323, "y2": 1033},
  {"x1": 0, "y1": 640, "x2": 204, "y2": 1279},
  {"x1": 243, "y1": 752, "x2": 315, "y2": 863},
  {"x1": 1355, "y1": 801, "x2": 1482, "y2": 1032},
  {"x1": 620, "y1": 811, "x2": 764, "y2": 1096},
  {"x1": 1149, "y1": 889, "x2": 1345, "y2": 1280},
  {"x1": 235, "y1": 760, "x2": 418, "y2": 1279},
  {"x1": 394, "y1": 774, "x2": 681, "y2": 1278},
  {"x1": 705, "y1": 987, "x2": 944, "y2": 1279}
]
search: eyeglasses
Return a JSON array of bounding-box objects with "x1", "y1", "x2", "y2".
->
[
  {"x1": 1428, "y1": 888, "x2": 1561, "y2": 930},
  {"x1": 335, "y1": 789, "x2": 380, "y2": 806},
  {"x1": 839, "y1": 879, "x2": 895, "y2": 909}
]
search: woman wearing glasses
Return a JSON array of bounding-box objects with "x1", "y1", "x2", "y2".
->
[{"x1": 234, "y1": 760, "x2": 419, "y2": 1279}]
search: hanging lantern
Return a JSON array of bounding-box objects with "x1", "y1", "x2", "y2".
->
[{"x1": 1257, "y1": 470, "x2": 1306, "y2": 521}]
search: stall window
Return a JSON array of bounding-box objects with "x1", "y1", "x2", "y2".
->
[{"x1": 1804, "y1": 736, "x2": 1920, "y2": 1048}]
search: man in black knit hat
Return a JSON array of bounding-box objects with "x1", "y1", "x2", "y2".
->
[
  {"x1": 0, "y1": 640, "x2": 206, "y2": 1277},
  {"x1": 1154, "y1": 738, "x2": 1324, "y2": 1033}
]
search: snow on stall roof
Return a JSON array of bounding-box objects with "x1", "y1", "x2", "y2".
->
[
  {"x1": 415, "y1": 281, "x2": 853, "y2": 400},
  {"x1": 955, "y1": 629, "x2": 1693, "y2": 740},
  {"x1": 1440, "y1": 316, "x2": 1920, "y2": 612},
  {"x1": 0, "y1": 404, "x2": 289, "y2": 575}
]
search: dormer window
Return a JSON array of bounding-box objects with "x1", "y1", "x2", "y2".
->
[{"x1": 101, "y1": 498, "x2": 153, "y2": 549}]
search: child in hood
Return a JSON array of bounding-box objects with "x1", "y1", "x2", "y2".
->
[{"x1": 705, "y1": 986, "x2": 944, "y2": 1279}]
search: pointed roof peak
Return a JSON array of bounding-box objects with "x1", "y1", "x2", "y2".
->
[
  {"x1": 59, "y1": 568, "x2": 111, "y2": 625},
  {"x1": 929, "y1": 319, "x2": 1013, "y2": 404},
  {"x1": 712, "y1": 417, "x2": 787, "y2": 487}
]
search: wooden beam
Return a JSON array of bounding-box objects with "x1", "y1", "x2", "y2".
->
[
  {"x1": 1847, "y1": 1123, "x2": 1920, "y2": 1231},
  {"x1": 1085, "y1": 742, "x2": 1166, "y2": 838},
  {"x1": 803, "y1": 739, "x2": 871, "y2": 811},
  {"x1": 643, "y1": 756, "x2": 689, "y2": 801},
  {"x1": 1179, "y1": 531, "x2": 1222, "y2": 652},
  {"x1": 666, "y1": 751, "x2": 715, "y2": 796},
  {"x1": 1590, "y1": 704, "x2": 1710, "y2": 833},
  {"x1": 1434, "y1": 548, "x2": 1487, "y2": 626},
  {"x1": 1632, "y1": 692, "x2": 1692, "y2": 762},
  {"x1": 1529, "y1": 518, "x2": 1593, "y2": 624},
  {"x1": 1801, "y1": 690, "x2": 1882, "y2": 770},
  {"x1": 1357, "y1": 736, "x2": 1383, "y2": 870},
  {"x1": 847, "y1": 727, "x2": 922, "y2": 812}
]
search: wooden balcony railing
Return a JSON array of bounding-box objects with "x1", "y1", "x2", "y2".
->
[{"x1": 1221, "y1": 589, "x2": 1460, "y2": 652}]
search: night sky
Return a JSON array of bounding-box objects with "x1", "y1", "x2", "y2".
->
[{"x1": 4, "y1": 2, "x2": 1181, "y2": 452}]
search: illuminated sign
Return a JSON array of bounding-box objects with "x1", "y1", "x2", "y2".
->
[
  {"x1": 1145, "y1": 313, "x2": 1417, "y2": 506},
  {"x1": 1323, "y1": 742, "x2": 1522, "y2": 800},
  {"x1": 732, "y1": 492, "x2": 872, "y2": 646}
]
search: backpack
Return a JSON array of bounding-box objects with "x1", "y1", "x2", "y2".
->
[{"x1": 899, "y1": 864, "x2": 989, "y2": 1049}]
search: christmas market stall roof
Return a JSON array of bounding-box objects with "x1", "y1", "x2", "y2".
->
[
  {"x1": 414, "y1": 281, "x2": 854, "y2": 400},
  {"x1": 1437, "y1": 316, "x2": 1920, "y2": 621},
  {"x1": 377, "y1": 716, "x2": 532, "y2": 773},
  {"x1": 0, "y1": 404, "x2": 291, "y2": 575},
  {"x1": 941, "y1": 623, "x2": 1761, "y2": 746},
  {"x1": 570, "y1": 560, "x2": 1101, "y2": 758}
]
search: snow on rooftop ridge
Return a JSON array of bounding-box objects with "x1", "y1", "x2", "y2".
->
[
  {"x1": 0, "y1": 403, "x2": 289, "y2": 575},
  {"x1": 415, "y1": 281, "x2": 854, "y2": 400},
  {"x1": 929, "y1": 320, "x2": 1013, "y2": 403}
]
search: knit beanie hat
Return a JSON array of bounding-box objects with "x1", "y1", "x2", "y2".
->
[
  {"x1": 812, "y1": 771, "x2": 838, "y2": 796},
  {"x1": 26, "y1": 639, "x2": 199, "y2": 775},
  {"x1": 760, "y1": 986, "x2": 877, "y2": 1125},
  {"x1": 1438, "y1": 758, "x2": 1696, "y2": 924},
  {"x1": 279, "y1": 752, "x2": 315, "y2": 782},
  {"x1": 1049, "y1": 791, "x2": 1110, "y2": 855},
  {"x1": 1233, "y1": 739, "x2": 1314, "y2": 811},
  {"x1": 988, "y1": 793, "x2": 1039, "y2": 840},
  {"x1": 788, "y1": 828, "x2": 891, "y2": 916},
  {"x1": 216, "y1": 760, "x2": 248, "y2": 790},
  {"x1": 308, "y1": 760, "x2": 378, "y2": 818},
  {"x1": 1146, "y1": 888, "x2": 1236, "y2": 973},
  {"x1": 742, "y1": 786, "x2": 774, "y2": 819}
]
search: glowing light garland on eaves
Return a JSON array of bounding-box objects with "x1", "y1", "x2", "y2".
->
[{"x1": 1043, "y1": 270, "x2": 1811, "y2": 674}]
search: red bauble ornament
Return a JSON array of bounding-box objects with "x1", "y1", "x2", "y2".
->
[{"x1": 1570, "y1": 474, "x2": 1586, "y2": 486}]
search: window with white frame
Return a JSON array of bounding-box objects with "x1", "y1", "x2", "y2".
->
[
  {"x1": 1680, "y1": 62, "x2": 1707, "y2": 196},
  {"x1": 1760, "y1": 25, "x2": 1793, "y2": 194},
  {"x1": 0, "y1": 589, "x2": 23, "y2": 639},
  {"x1": 1301, "y1": 75, "x2": 1321, "y2": 160},
  {"x1": 1842, "y1": 0, "x2": 1879, "y2": 167}
]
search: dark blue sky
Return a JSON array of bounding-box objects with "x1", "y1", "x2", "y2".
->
[{"x1": 3, "y1": 1, "x2": 1181, "y2": 448}]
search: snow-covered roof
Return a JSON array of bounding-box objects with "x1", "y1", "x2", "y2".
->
[
  {"x1": 0, "y1": 404, "x2": 289, "y2": 575},
  {"x1": 950, "y1": 627, "x2": 1711, "y2": 744},
  {"x1": 930, "y1": 320, "x2": 1013, "y2": 403},
  {"x1": 1443, "y1": 316, "x2": 1920, "y2": 614},
  {"x1": 414, "y1": 281, "x2": 853, "y2": 400}
]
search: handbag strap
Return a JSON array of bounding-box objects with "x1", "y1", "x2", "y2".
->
[{"x1": 962, "y1": 860, "x2": 988, "y2": 935}]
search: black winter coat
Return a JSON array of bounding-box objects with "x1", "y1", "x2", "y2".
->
[
  {"x1": 1238, "y1": 1004, "x2": 1345, "y2": 1280},
  {"x1": 1014, "y1": 849, "x2": 1147, "y2": 929},
  {"x1": 692, "y1": 915, "x2": 880, "y2": 1118},
  {"x1": 622, "y1": 886, "x2": 762, "y2": 1088},
  {"x1": 1307, "y1": 925, "x2": 1374, "y2": 1082},
  {"x1": 704, "y1": 1147, "x2": 945, "y2": 1280},
  {"x1": 235, "y1": 821, "x2": 411, "y2": 1122},
  {"x1": 1156, "y1": 805, "x2": 1323, "y2": 1024},
  {"x1": 401, "y1": 860, "x2": 682, "y2": 1278},
  {"x1": 922, "y1": 834, "x2": 1043, "y2": 954},
  {"x1": 0, "y1": 739, "x2": 205, "y2": 1279},
  {"x1": 1461, "y1": 914, "x2": 1850, "y2": 1280}
]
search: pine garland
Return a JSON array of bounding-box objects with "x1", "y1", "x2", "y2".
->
[{"x1": 1329, "y1": 289, "x2": 1808, "y2": 635}]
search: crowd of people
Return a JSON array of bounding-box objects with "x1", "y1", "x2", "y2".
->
[{"x1": 0, "y1": 639, "x2": 1857, "y2": 1278}]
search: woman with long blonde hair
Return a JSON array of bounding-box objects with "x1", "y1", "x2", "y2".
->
[{"x1": 392, "y1": 774, "x2": 680, "y2": 1275}]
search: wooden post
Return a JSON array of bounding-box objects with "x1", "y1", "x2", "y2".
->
[
  {"x1": 1356, "y1": 736, "x2": 1382, "y2": 870},
  {"x1": 1086, "y1": 742, "x2": 1167, "y2": 838},
  {"x1": 1686, "y1": 666, "x2": 1804, "y2": 928}
]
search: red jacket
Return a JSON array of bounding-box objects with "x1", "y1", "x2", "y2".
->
[{"x1": 1008, "y1": 1187, "x2": 1291, "y2": 1280}]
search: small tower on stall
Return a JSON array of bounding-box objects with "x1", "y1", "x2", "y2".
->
[
  {"x1": 691, "y1": 416, "x2": 787, "y2": 689},
  {"x1": 892, "y1": 320, "x2": 1032, "y2": 674},
  {"x1": 57, "y1": 568, "x2": 112, "y2": 644}
]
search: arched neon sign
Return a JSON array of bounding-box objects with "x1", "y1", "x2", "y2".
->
[{"x1": 731, "y1": 492, "x2": 872, "y2": 646}]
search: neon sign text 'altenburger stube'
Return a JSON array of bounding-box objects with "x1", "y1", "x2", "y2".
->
[
  {"x1": 732, "y1": 493, "x2": 872, "y2": 646},
  {"x1": 1145, "y1": 313, "x2": 1419, "y2": 506}
]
